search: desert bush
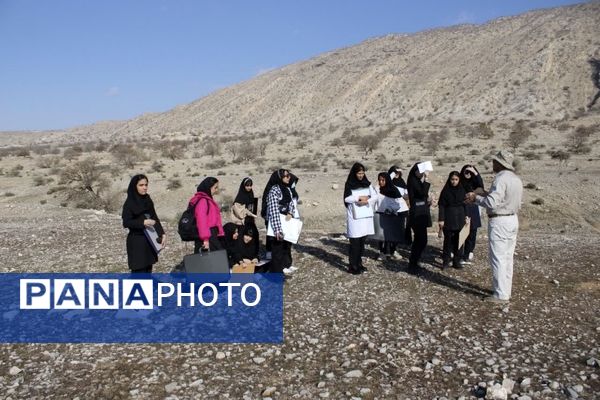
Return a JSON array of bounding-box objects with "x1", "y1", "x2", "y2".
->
[
  {"x1": 330, "y1": 137, "x2": 344, "y2": 147},
  {"x1": 40, "y1": 199, "x2": 47, "y2": 205},
  {"x1": 470, "y1": 123, "x2": 494, "y2": 140},
  {"x1": 565, "y1": 125, "x2": 595, "y2": 154},
  {"x1": 161, "y1": 140, "x2": 187, "y2": 160},
  {"x1": 524, "y1": 183, "x2": 538, "y2": 190},
  {"x1": 33, "y1": 176, "x2": 47, "y2": 186},
  {"x1": 110, "y1": 143, "x2": 144, "y2": 169},
  {"x1": 356, "y1": 134, "x2": 380, "y2": 155},
  {"x1": 291, "y1": 156, "x2": 320, "y2": 170},
  {"x1": 206, "y1": 158, "x2": 227, "y2": 169},
  {"x1": 4, "y1": 192, "x2": 15, "y2": 197},
  {"x1": 522, "y1": 151, "x2": 541, "y2": 160},
  {"x1": 36, "y1": 156, "x2": 62, "y2": 169},
  {"x1": 469, "y1": 149, "x2": 481, "y2": 155},
  {"x1": 6, "y1": 164, "x2": 24, "y2": 177},
  {"x1": 63, "y1": 146, "x2": 83, "y2": 161},
  {"x1": 506, "y1": 120, "x2": 532, "y2": 151},
  {"x1": 58, "y1": 157, "x2": 116, "y2": 211},
  {"x1": 204, "y1": 141, "x2": 222, "y2": 158},
  {"x1": 166, "y1": 179, "x2": 182, "y2": 191},
  {"x1": 151, "y1": 161, "x2": 164, "y2": 173},
  {"x1": 531, "y1": 198, "x2": 545, "y2": 205},
  {"x1": 549, "y1": 150, "x2": 570, "y2": 164}
]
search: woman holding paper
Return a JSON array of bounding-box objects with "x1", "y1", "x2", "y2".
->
[
  {"x1": 344, "y1": 162, "x2": 378, "y2": 275},
  {"x1": 460, "y1": 164, "x2": 484, "y2": 264},
  {"x1": 389, "y1": 165, "x2": 412, "y2": 247},
  {"x1": 407, "y1": 162, "x2": 434, "y2": 271},
  {"x1": 122, "y1": 174, "x2": 166, "y2": 273},
  {"x1": 438, "y1": 171, "x2": 467, "y2": 269},
  {"x1": 266, "y1": 169, "x2": 296, "y2": 274}
]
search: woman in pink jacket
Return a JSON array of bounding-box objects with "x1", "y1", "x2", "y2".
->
[{"x1": 189, "y1": 177, "x2": 225, "y2": 253}]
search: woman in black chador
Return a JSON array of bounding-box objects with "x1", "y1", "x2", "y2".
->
[
  {"x1": 122, "y1": 174, "x2": 165, "y2": 273},
  {"x1": 460, "y1": 164, "x2": 484, "y2": 264},
  {"x1": 438, "y1": 171, "x2": 467, "y2": 269},
  {"x1": 406, "y1": 162, "x2": 433, "y2": 271},
  {"x1": 231, "y1": 177, "x2": 260, "y2": 256}
]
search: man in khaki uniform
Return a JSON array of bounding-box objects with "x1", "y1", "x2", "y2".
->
[{"x1": 465, "y1": 150, "x2": 523, "y2": 303}]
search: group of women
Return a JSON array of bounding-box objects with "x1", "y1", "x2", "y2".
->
[
  {"x1": 121, "y1": 170, "x2": 300, "y2": 275},
  {"x1": 122, "y1": 162, "x2": 484, "y2": 276},
  {"x1": 343, "y1": 162, "x2": 484, "y2": 274}
]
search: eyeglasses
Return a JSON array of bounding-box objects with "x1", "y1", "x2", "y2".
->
[{"x1": 282, "y1": 174, "x2": 290, "y2": 178}]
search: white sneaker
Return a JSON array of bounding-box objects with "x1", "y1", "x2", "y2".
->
[
  {"x1": 391, "y1": 253, "x2": 402, "y2": 260},
  {"x1": 468, "y1": 252, "x2": 474, "y2": 261},
  {"x1": 283, "y1": 268, "x2": 294, "y2": 275},
  {"x1": 288, "y1": 266, "x2": 298, "y2": 272}
]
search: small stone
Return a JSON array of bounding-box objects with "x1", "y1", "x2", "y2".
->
[
  {"x1": 325, "y1": 373, "x2": 335, "y2": 380},
  {"x1": 216, "y1": 352, "x2": 226, "y2": 360},
  {"x1": 520, "y1": 377, "x2": 531, "y2": 387},
  {"x1": 165, "y1": 383, "x2": 179, "y2": 393},
  {"x1": 550, "y1": 381, "x2": 560, "y2": 390},
  {"x1": 486, "y1": 358, "x2": 496, "y2": 366},
  {"x1": 9, "y1": 366, "x2": 22, "y2": 375},
  {"x1": 517, "y1": 396, "x2": 532, "y2": 400},
  {"x1": 344, "y1": 370, "x2": 363, "y2": 378},
  {"x1": 190, "y1": 379, "x2": 203, "y2": 387},
  {"x1": 587, "y1": 358, "x2": 599, "y2": 367},
  {"x1": 332, "y1": 184, "x2": 339, "y2": 190},
  {"x1": 572, "y1": 384, "x2": 583, "y2": 393},
  {"x1": 442, "y1": 366, "x2": 453, "y2": 373},
  {"x1": 262, "y1": 387, "x2": 276, "y2": 397},
  {"x1": 411, "y1": 366, "x2": 423, "y2": 372},
  {"x1": 565, "y1": 387, "x2": 579, "y2": 398},
  {"x1": 502, "y1": 378, "x2": 515, "y2": 394},
  {"x1": 360, "y1": 388, "x2": 371, "y2": 395},
  {"x1": 319, "y1": 392, "x2": 329, "y2": 398},
  {"x1": 431, "y1": 357, "x2": 441, "y2": 365},
  {"x1": 253, "y1": 357, "x2": 266, "y2": 364},
  {"x1": 485, "y1": 383, "x2": 507, "y2": 400}
]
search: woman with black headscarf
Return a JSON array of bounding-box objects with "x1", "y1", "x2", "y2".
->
[
  {"x1": 261, "y1": 170, "x2": 281, "y2": 259},
  {"x1": 389, "y1": 165, "x2": 412, "y2": 247},
  {"x1": 460, "y1": 164, "x2": 484, "y2": 264},
  {"x1": 188, "y1": 177, "x2": 225, "y2": 253},
  {"x1": 374, "y1": 172, "x2": 403, "y2": 260},
  {"x1": 266, "y1": 169, "x2": 296, "y2": 274},
  {"x1": 231, "y1": 177, "x2": 260, "y2": 255},
  {"x1": 407, "y1": 162, "x2": 433, "y2": 271},
  {"x1": 344, "y1": 162, "x2": 378, "y2": 274},
  {"x1": 122, "y1": 174, "x2": 165, "y2": 273},
  {"x1": 438, "y1": 171, "x2": 467, "y2": 269}
]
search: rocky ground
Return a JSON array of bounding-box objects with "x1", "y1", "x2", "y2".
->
[{"x1": 0, "y1": 203, "x2": 599, "y2": 399}]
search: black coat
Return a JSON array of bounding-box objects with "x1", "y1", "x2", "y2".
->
[
  {"x1": 122, "y1": 200, "x2": 164, "y2": 271},
  {"x1": 407, "y1": 173, "x2": 432, "y2": 228},
  {"x1": 438, "y1": 185, "x2": 466, "y2": 231}
]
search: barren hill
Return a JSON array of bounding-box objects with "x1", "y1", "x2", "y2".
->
[{"x1": 55, "y1": 2, "x2": 600, "y2": 142}]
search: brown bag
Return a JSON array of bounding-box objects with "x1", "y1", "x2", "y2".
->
[{"x1": 232, "y1": 262, "x2": 256, "y2": 274}]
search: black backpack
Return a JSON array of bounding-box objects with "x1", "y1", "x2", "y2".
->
[{"x1": 178, "y1": 198, "x2": 209, "y2": 242}]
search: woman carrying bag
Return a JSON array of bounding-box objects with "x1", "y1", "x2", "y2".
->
[
  {"x1": 122, "y1": 174, "x2": 166, "y2": 273},
  {"x1": 189, "y1": 177, "x2": 225, "y2": 253}
]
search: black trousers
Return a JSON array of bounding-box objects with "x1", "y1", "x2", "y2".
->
[
  {"x1": 409, "y1": 223, "x2": 428, "y2": 266},
  {"x1": 349, "y1": 236, "x2": 366, "y2": 272},
  {"x1": 463, "y1": 227, "x2": 478, "y2": 258},
  {"x1": 271, "y1": 239, "x2": 292, "y2": 273},
  {"x1": 442, "y1": 228, "x2": 461, "y2": 266},
  {"x1": 194, "y1": 227, "x2": 225, "y2": 253},
  {"x1": 264, "y1": 220, "x2": 273, "y2": 252}
]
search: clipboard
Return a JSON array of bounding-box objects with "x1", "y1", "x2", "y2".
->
[
  {"x1": 458, "y1": 219, "x2": 471, "y2": 249},
  {"x1": 144, "y1": 226, "x2": 162, "y2": 254},
  {"x1": 267, "y1": 215, "x2": 303, "y2": 244}
]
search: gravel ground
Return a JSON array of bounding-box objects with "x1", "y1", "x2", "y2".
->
[{"x1": 0, "y1": 203, "x2": 599, "y2": 399}]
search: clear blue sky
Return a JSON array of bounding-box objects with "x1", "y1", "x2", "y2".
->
[{"x1": 0, "y1": 0, "x2": 585, "y2": 131}]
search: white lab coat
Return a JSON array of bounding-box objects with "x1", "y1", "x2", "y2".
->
[{"x1": 345, "y1": 185, "x2": 378, "y2": 238}]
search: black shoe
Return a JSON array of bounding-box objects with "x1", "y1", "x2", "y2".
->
[
  {"x1": 359, "y1": 265, "x2": 368, "y2": 273},
  {"x1": 349, "y1": 269, "x2": 362, "y2": 275},
  {"x1": 453, "y1": 262, "x2": 463, "y2": 269}
]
